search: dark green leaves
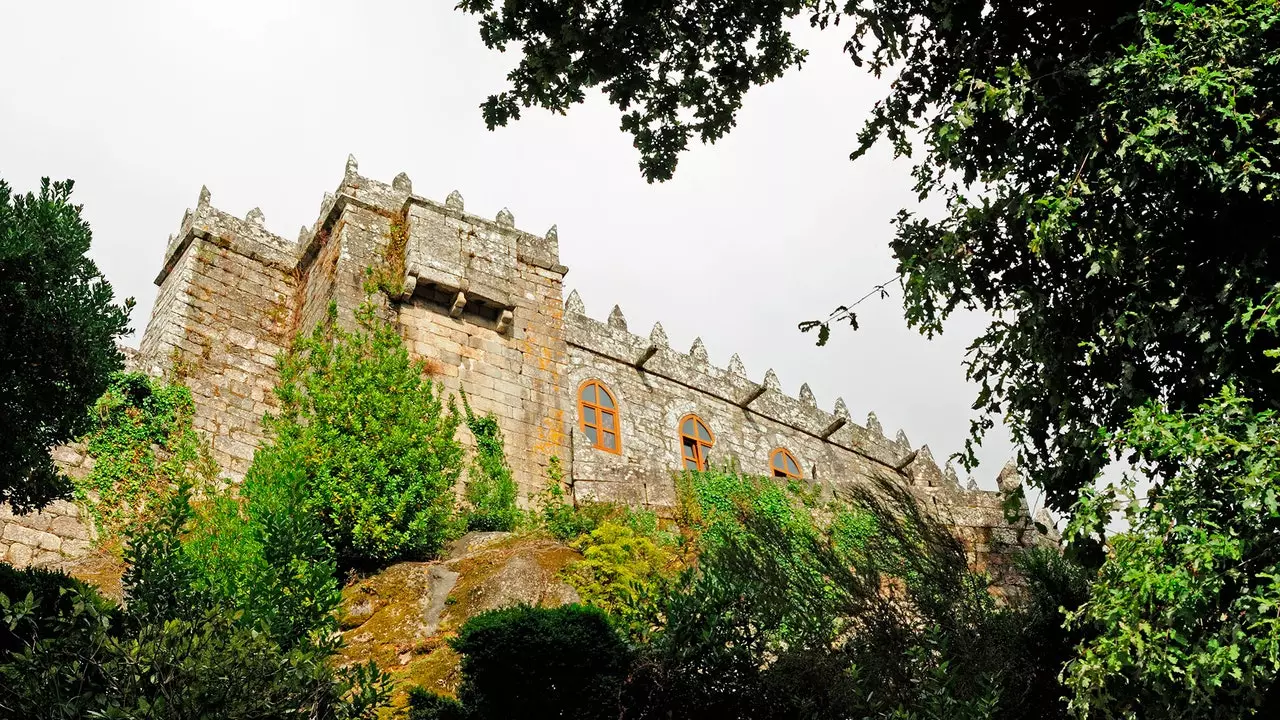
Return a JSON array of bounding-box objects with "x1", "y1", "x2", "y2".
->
[
  {"x1": 0, "y1": 178, "x2": 132, "y2": 513},
  {"x1": 455, "y1": 0, "x2": 819, "y2": 182}
]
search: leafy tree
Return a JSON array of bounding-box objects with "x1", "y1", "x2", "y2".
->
[
  {"x1": 0, "y1": 177, "x2": 132, "y2": 512},
  {"x1": 1064, "y1": 387, "x2": 1280, "y2": 718},
  {"x1": 264, "y1": 302, "x2": 464, "y2": 565},
  {"x1": 626, "y1": 471, "x2": 1085, "y2": 720},
  {"x1": 454, "y1": 0, "x2": 1280, "y2": 514}
]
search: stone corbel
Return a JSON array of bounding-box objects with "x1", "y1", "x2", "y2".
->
[
  {"x1": 738, "y1": 384, "x2": 766, "y2": 409},
  {"x1": 635, "y1": 344, "x2": 658, "y2": 369},
  {"x1": 449, "y1": 291, "x2": 467, "y2": 319},
  {"x1": 496, "y1": 309, "x2": 514, "y2": 334},
  {"x1": 820, "y1": 416, "x2": 847, "y2": 440}
]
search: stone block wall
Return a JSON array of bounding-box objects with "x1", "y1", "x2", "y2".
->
[
  {"x1": 138, "y1": 189, "x2": 299, "y2": 478},
  {"x1": 0, "y1": 444, "x2": 94, "y2": 568}
]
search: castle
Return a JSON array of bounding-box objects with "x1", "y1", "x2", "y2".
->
[{"x1": 0, "y1": 157, "x2": 1049, "y2": 572}]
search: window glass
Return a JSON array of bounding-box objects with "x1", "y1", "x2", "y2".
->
[
  {"x1": 770, "y1": 448, "x2": 802, "y2": 479},
  {"x1": 679, "y1": 415, "x2": 714, "y2": 471},
  {"x1": 578, "y1": 381, "x2": 621, "y2": 454}
]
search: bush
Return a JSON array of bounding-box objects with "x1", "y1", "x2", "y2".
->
[
  {"x1": 263, "y1": 302, "x2": 464, "y2": 565},
  {"x1": 182, "y1": 446, "x2": 342, "y2": 648},
  {"x1": 461, "y1": 392, "x2": 518, "y2": 532},
  {"x1": 0, "y1": 564, "x2": 117, "y2": 659},
  {"x1": 0, "y1": 581, "x2": 389, "y2": 719},
  {"x1": 447, "y1": 604, "x2": 632, "y2": 720},
  {"x1": 0, "y1": 467, "x2": 392, "y2": 718},
  {"x1": 407, "y1": 688, "x2": 468, "y2": 720},
  {"x1": 564, "y1": 521, "x2": 678, "y2": 640},
  {"x1": 625, "y1": 471, "x2": 1056, "y2": 720}
]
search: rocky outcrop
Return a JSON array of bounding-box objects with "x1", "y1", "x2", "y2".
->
[{"x1": 336, "y1": 532, "x2": 582, "y2": 712}]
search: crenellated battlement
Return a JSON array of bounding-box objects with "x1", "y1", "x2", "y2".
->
[
  {"x1": 155, "y1": 186, "x2": 298, "y2": 287},
  {"x1": 560, "y1": 288, "x2": 1019, "y2": 500}
]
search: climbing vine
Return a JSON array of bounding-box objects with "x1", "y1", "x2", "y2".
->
[
  {"x1": 76, "y1": 372, "x2": 215, "y2": 543},
  {"x1": 460, "y1": 390, "x2": 519, "y2": 532}
]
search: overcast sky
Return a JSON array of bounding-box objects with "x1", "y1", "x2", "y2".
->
[{"x1": 1, "y1": 0, "x2": 1030, "y2": 496}]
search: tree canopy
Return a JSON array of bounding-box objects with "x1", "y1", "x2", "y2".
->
[
  {"x1": 456, "y1": 0, "x2": 1280, "y2": 512},
  {"x1": 0, "y1": 178, "x2": 132, "y2": 512}
]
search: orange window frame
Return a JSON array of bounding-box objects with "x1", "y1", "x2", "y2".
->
[
  {"x1": 578, "y1": 380, "x2": 621, "y2": 454},
  {"x1": 770, "y1": 448, "x2": 803, "y2": 479},
  {"x1": 679, "y1": 414, "x2": 715, "y2": 471}
]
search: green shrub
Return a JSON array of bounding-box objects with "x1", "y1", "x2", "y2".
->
[
  {"x1": 407, "y1": 687, "x2": 469, "y2": 720},
  {"x1": 461, "y1": 392, "x2": 518, "y2": 532},
  {"x1": 264, "y1": 302, "x2": 464, "y2": 565},
  {"x1": 0, "y1": 580, "x2": 390, "y2": 719},
  {"x1": 564, "y1": 521, "x2": 678, "y2": 640},
  {"x1": 629, "y1": 473, "x2": 1042, "y2": 720},
  {"x1": 447, "y1": 604, "x2": 632, "y2": 720},
  {"x1": 183, "y1": 443, "x2": 342, "y2": 648},
  {"x1": 675, "y1": 466, "x2": 812, "y2": 547},
  {"x1": 120, "y1": 478, "x2": 212, "y2": 626},
  {"x1": 540, "y1": 486, "x2": 614, "y2": 542},
  {"x1": 0, "y1": 564, "x2": 117, "y2": 659}
]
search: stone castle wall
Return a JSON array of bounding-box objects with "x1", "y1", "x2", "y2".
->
[{"x1": 1, "y1": 157, "x2": 1053, "y2": 574}]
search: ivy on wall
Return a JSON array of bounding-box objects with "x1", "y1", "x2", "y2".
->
[
  {"x1": 76, "y1": 372, "x2": 213, "y2": 543},
  {"x1": 461, "y1": 390, "x2": 519, "y2": 532}
]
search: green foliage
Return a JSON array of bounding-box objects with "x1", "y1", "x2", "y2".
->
[
  {"x1": 184, "y1": 447, "x2": 342, "y2": 648},
  {"x1": 0, "y1": 456, "x2": 391, "y2": 717},
  {"x1": 407, "y1": 688, "x2": 468, "y2": 720},
  {"x1": 120, "y1": 479, "x2": 212, "y2": 626},
  {"x1": 626, "y1": 470, "x2": 1080, "y2": 720},
  {"x1": 564, "y1": 521, "x2": 678, "y2": 640},
  {"x1": 1064, "y1": 387, "x2": 1280, "y2": 718},
  {"x1": 0, "y1": 577, "x2": 390, "y2": 719},
  {"x1": 76, "y1": 372, "x2": 210, "y2": 541},
  {"x1": 461, "y1": 392, "x2": 518, "y2": 532},
  {"x1": 538, "y1": 482, "x2": 611, "y2": 542},
  {"x1": 676, "y1": 466, "x2": 813, "y2": 545},
  {"x1": 265, "y1": 302, "x2": 464, "y2": 564},
  {"x1": 445, "y1": 604, "x2": 633, "y2": 720},
  {"x1": 0, "y1": 564, "x2": 117, "y2": 659},
  {"x1": 0, "y1": 177, "x2": 133, "y2": 513}
]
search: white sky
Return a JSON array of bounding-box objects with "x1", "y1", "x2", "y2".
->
[{"x1": 1, "y1": 0, "x2": 1027, "y2": 495}]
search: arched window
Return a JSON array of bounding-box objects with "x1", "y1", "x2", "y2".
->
[
  {"x1": 770, "y1": 448, "x2": 802, "y2": 479},
  {"x1": 679, "y1": 414, "x2": 715, "y2": 470},
  {"x1": 578, "y1": 380, "x2": 620, "y2": 454}
]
